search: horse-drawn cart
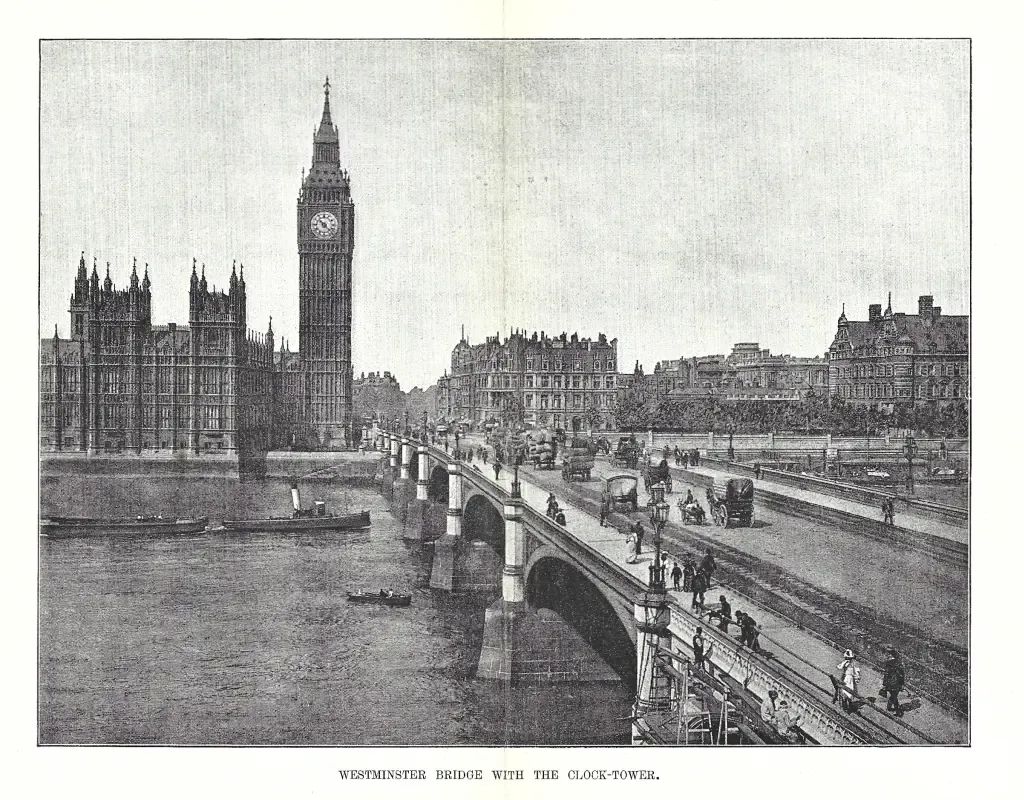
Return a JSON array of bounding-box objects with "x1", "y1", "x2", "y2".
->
[
  {"x1": 603, "y1": 474, "x2": 639, "y2": 513},
  {"x1": 611, "y1": 437, "x2": 640, "y2": 470},
  {"x1": 706, "y1": 477, "x2": 754, "y2": 528},
  {"x1": 644, "y1": 459, "x2": 673, "y2": 494}
]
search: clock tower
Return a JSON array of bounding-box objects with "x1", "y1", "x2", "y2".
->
[{"x1": 297, "y1": 77, "x2": 355, "y2": 449}]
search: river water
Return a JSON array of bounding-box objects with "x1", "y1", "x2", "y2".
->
[{"x1": 39, "y1": 475, "x2": 631, "y2": 745}]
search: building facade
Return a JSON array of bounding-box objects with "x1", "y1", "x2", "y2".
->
[
  {"x1": 827, "y1": 295, "x2": 969, "y2": 408},
  {"x1": 650, "y1": 343, "x2": 828, "y2": 402},
  {"x1": 40, "y1": 255, "x2": 276, "y2": 473},
  {"x1": 440, "y1": 330, "x2": 619, "y2": 432},
  {"x1": 295, "y1": 78, "x2": 355, "y2": 449},
  {"x1": 41, "y1": 81, "x2": 360, "y2": 462}
]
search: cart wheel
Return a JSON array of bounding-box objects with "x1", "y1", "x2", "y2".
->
[{"x1": 718, "y1": 509, "x2": 729, "y2": 528}]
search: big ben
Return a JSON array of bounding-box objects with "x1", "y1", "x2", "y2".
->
[{"x1": 297, "y1": 77, "x2": 354, "y2": 449}]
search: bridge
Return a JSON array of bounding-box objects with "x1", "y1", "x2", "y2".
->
[{"x1": 370, "y1": 427, "x2": 966, "y2": 745}]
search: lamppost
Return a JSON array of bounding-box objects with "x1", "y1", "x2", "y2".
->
[
  {"x1": 903, "y1": 435, "x2": 917, "y2": 494},
  {"x1": 404, "y1": 411, "x2": 411, "y2": 437},
  {"x1": 454, "y1": 429, "x2": 461, "y2": 461},
  {"x1": 648, "y1": 482, "x2": 670, "y2": 590},
  {"x1": 727, "y1": 427, "x2": 735, "y2": 462},
  {"x1": 511, "y1": 463, "x2": 521, "y2": 499},
  {"x1": 422, "y1": 411, "x2": 428, "y2": 444}
]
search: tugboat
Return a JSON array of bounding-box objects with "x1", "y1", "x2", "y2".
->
[
  {"x1": 40, "y1": 516, "x2": 210, "y2": 538},
  {"x1": 221, "y1": 483, "x2": 370, "y2": 532},
  {"x1": 346, "y1": 589, "x2": 412, "y2": 607}
]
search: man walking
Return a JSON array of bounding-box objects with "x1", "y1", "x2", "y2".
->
[
  {"x1": 700, "y1": 549, "x2": 716, "y2": 590},
  {"x1": 716, "y1": 595, "x2": 731, "y2": 633},
  {"x1": 671, "y1": 561, "x2": 683, "y2": 591},
  {"x1": 881, "y1": 646, "x2": 906, "y2": 717},
  {"x1": 493, "y1": 461, "x2": 502, "y2": 481},
  {"x1": 692, "y1": 627, "x2": 706, "y2": 672},
  {"x1": 690, "y1": 568, "x2": 706, "y2": 611}
]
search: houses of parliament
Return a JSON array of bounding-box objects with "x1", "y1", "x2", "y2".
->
[{"x1": 39, "y1": 81, "x2": 356, "y2": 473}]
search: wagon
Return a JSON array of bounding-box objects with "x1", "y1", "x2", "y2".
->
[
  {"x1": 561, "y1": 447, "x2": 594, "y2": 481},
  {"x1": 603, "y1": 474, "x2": 639, "y2": 513},
  {"x1": 611, "y1": 437, "x2": 640, "y2": 470},
  {"x1": 706, "y1": 477, "x2": 754, "y2": 528},
  {"x1": 644, "y1": 459, "x2": 673, "y2": 494}
]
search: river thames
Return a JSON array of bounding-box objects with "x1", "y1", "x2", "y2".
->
[{"x1": 39, "y1": 475, "x2": 631, "y2": 745}]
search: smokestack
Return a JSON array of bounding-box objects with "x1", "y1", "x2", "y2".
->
[{"x1": 291, "y1": 481, "x2": 301, "y2": 512}]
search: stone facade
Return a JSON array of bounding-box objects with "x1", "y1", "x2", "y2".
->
[
  {"x1": 827, "y1": 295, "x2": 969, "y2": 408},
  {"x1": 439, "y1": 330, "x2": 619, "y2": 431},
  {"x1": 40, "y1": 255, "x2": 275, "y2": 475},
  {"x1": 649, "y1": 342, "x2": 829, "y2": 402},
  {"x1": 40, "y1": 81, "x2": 360, "y2": 461},
  {"x1": 295, "y1": 78, "x2": 355, "y2": 449}
]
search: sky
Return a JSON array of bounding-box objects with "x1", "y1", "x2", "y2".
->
[{"x1": 40, "y1": 40, "x2": 969, "y2": 388}]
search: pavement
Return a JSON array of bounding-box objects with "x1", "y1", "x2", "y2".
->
[
  {"x1": 452, "y1": 446, "x2": 968, "y2": 744},
  {"x1": 677, "y1": 462, "x2": 968, "y2": 547}
]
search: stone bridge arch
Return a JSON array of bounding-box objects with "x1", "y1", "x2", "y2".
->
[
  {"x1": 427, "y1": 465, "x2": 449, "y2": 503},
  {"x1": 524, "y1": 546, "x2": 636, "y2": 681},
  {"x1": 455, "y1": 493, "x2": 504, "y2": 592}
]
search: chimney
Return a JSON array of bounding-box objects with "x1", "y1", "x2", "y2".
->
[
  {"x1": 918, "y1": 295, "x2": 934, "y2": 316},
  {"x1": 868, "y1": 304, "x2": 882, "y2": 323}
]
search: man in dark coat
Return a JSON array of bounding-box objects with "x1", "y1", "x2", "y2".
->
[
  {"x1": 682, "y1": 557, "x2": 695, "y2": 592},
  {"x1": 716, "y1": 595, "x2": 732, "y2": 633},
  {"x1": 692, "y1": 627, "x2": 706, "y2": 671},
  {"x1": 700, "y1": 549, "x2": 716, "y2": 589},
  {"x1": 671, "y1": 561, "x2": 683, "y2": 591},
  {"x1": 881, "y1": 647, "x2": 906, "y2": 716},
  {"x1": 691, "y1": 569, "x2": 706, "y2": 610}
]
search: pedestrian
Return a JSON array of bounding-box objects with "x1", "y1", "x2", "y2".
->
[
  {"x1": 625, "y1": 530, "x2": 638, "y2": 564},
  {"x1": 467, "y1": 448, "x2": 473, "y2": 463},
  {"x1": 482, "y1": 448, "x2": 489, "y2": 465},
  {"x1": 691, "y1": 568, "x2": 706, "y2": 610},
  {"x1": 671, "y1": 561, "x2": 683, "y2": 591},
  {"x1": 759, "y1": 689, "x2": 779, "y2": 726},
  {"x1": 674, "y1": 446, "x2": 681, "y2": 466},
  {"x1": 754, "y1": 462, "x2": 761, "y2": 480},
  {"x1": 682, "y1": 450, "x2": 689, "y2": 468},
  {"x1": 775, "y1": 701, "x2": 807, "y2": 743},
  {"x1": 739, "y1": 612, "x2": 760, "y2": 651},
  {"x1": 634, "y1": 522, "x2": 644, "y2": 558},
  {"x1": 881, "y1": 646, "x2": 906, "y2": 717},
  {"x1": 716, "y1": 595, "x2": 732, "y2": 633},
  {"x1": 599, "y1": 493, "x2": 610, "y2": 527},
  {"x1": 682, "y1": 557, "x2": 695, "y2": 592},
  {"x1": 700, "y1": 548, "x2": 716, "y2": 589},
  {"x1": 692, "y1": 627, "x2": 706, "y2": 671},
  {"x1": 888, "y1": 498, "x2": 896, "y2": 527},
  {"x1": 836, "y1": 649, "x2": 861, "y2": 712},
  {"x1": 493, "y1": 461, "x2": 502, "y2": 481},
  {"x1": 546, "y1": 493, "x2": 559, "y2": 518}
]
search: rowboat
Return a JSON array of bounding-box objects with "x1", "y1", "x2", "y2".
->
[
  {"x1": 40, "y1": 516, "x2": 210, "y2": 537},
  {"x1": 347, "y1": 590, "x2": 412, "y2": 607}
]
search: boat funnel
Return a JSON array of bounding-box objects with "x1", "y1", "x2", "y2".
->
[{"x1": 291, "y1": 482, "x2": 301, "y2": 512}]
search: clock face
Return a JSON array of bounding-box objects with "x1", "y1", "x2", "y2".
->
[{"x1": 310, "y1": 211, "x2": 339, "y2": 239}]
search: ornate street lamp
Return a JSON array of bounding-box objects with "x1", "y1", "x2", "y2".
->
[
  {"x1": 511, "y1": 463, "x2": 521, "y2": 499},
  {"x1": 648, "y1": 482, "x2": 670, "y2": 590},
  {"x1": 454, "y1": 429, "x2": 461, "y2": 461},
  {"x1": 422, "y1": 411, "x2": 429, "y2": 444},
  {"x1": 727, "y1": 426, "x2": 735, "y2": 462}
]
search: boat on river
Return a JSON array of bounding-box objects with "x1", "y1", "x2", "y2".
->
[
  {"x1": 221, "y1": 482, "x2": 370, "y2": 533},
  {"x1": 40, "y1": 516, "x2": 210, "y2": 537},
  {"x1": 347, "y1": 590, "x2": 412, "y2": 607},
  {"x1": 221, "y1": 509, "x2": 370, "y2": 532}
]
